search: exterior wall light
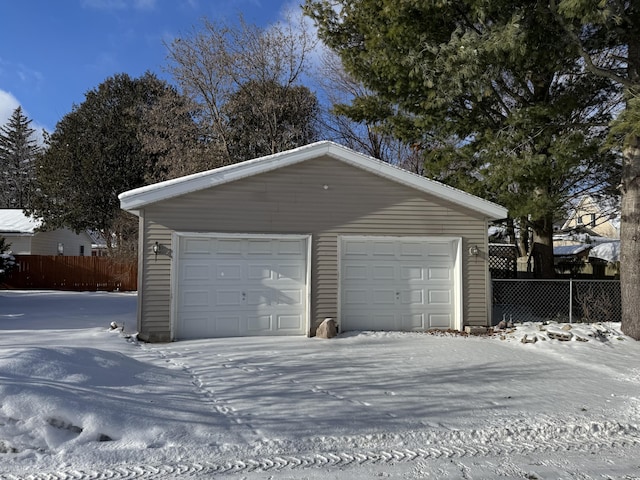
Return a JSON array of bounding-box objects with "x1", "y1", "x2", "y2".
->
[
  {"x1": 153, "y1": 241, "x2": 159, "y2": 259},
  {"x1": 469, "y1": 245, "x2": 479, "y2": 256}
]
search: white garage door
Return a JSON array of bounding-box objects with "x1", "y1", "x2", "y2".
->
[
  {"x1": 340, "y1": 236, "x2": 460, "y2": 332},
  {"x1": 175, "y1": 234, "x2": 309, "y2": 339}
]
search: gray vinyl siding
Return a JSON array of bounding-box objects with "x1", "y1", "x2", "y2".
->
[
  {"x1": 30, "y1": 229, "x2": 92, "y2": 256},
  {"x1": 137, "y1": 155, "x2": 490, "y2": 341}
]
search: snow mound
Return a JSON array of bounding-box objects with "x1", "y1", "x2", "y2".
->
[
  {"x1": 589, "y1": 241, "x2": 620, "y2": 263},
  {"x1": 489, "y1": 321, "x2": 625, "y2": 344}
]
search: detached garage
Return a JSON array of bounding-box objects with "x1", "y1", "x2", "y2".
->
[{"x1": 119, "y1": 141, "x2": 507, "y2": 342}]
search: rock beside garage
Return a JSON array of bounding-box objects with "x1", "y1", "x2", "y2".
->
[{"x1": 316, "y1": 318, "x2": 338, "y2": 339}]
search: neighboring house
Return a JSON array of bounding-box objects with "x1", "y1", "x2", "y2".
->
[
  {"x1": 87, "y1": 230, "x2": 109, "y2": 256},
  {"x1": 0, "y1": 209, "x2": 93, "y2": 256},
  {"x1": 119, "y1": 141, "x2": 508, "y2": 342},
  {"x1": 560, "y1": 195, "x2": 620, "y2": 239}
]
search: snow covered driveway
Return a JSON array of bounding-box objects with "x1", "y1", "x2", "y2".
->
[{"x1": 1, "y1": 290, "x2": 639, "y2": 479}]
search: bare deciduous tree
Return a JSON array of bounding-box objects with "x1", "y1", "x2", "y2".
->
[
  {"x1": 165, "y1": 15, "x2": 318, "y2": 164},
  {"x1": 316, "y1": 49, "x2": 423, "y2": 170}
]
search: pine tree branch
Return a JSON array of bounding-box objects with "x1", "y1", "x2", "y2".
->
[{"x1": 548, "y1": 0, "x2": 633, "y2": 89}]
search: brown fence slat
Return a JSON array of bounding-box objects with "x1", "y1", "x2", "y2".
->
[{"x1": 2, "y1": 255, "x2": 137, "y2": 291}]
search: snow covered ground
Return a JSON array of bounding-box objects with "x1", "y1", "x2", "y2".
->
[{"x1": 0, "y1": 290, "x2": 639, "y2": 479}]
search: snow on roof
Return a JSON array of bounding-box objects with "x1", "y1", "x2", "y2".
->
[
  {"x1": 553, "y1": 244, "x2": 591, "y2": 256},
  {"x1": 0, "y1": 209, "x2": 41, "y2": 234},
  {"x1": 589, "y1": 240, "x2": 620, "y2": 263},
  {"x1": 119, "y1": 141, "x2": 508, "y2": 220}
]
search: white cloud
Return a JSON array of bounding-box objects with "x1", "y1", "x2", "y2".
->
[
  {"x1": 0, "y1": 90, "x2": 20, "y2": 125},
  {"x1": 81, "y1": 0, "x2": 157, "y2": 10},
  {"x1": 0, "y1": 89, "x2": 48, "y2": 144}
]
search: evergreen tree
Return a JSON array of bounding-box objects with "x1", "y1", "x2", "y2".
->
[
  {"x1": 28, "y1": 72, "x2": 178, "y2": 257},
  {"x1": 0, "y1": 106, "x2": 41, "y2": 208},
  {"x1": 137, "y1": 84, "x2": 215, "y2": 183},
  {"x1": 548, "y1": 1, "x2": 640, "y2": 339},
  {"x1": 305, "y1": 0, "x2": 621, "y2": 277},
  {"x1": 0, "y1": 236, "x2": 16, "y2": 282}
]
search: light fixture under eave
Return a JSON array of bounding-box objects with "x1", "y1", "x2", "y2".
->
[{"x1": 469, "y1": 245, "x2": 479, "y2": 256}]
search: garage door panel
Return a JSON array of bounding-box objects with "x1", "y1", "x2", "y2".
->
[
  {"x1": 247, "y1": 314, "x2": 272, "y2": 332},
  {"x1": 373, "y1": 289, "x2": 396, "y2": 305},
  {"x1": 180, "y1": 315, "x2": 210, "y2": 339},
  {"x1": 183, "y1": 290, "x2": 210, "y2": 307},
  {"x1": 427, "y1": 242, "x2": 453, "y2": 257},
  {"x1": 277, "y1": 314, "x2": 303, "y2": 330},
  {"x1": 248, "y1": 264, "x2": 272, "y2": 280},
  {"x1": 214, "y1": 239, "x2": 243, "y2": 255},
  {"x1": 400, "y1": 289, "x2": 425, "y2": 305},
  {"x1": 428, "y1": 290, "x2": 451, "y2": 305},
  {"x1": 247, "y1": 239, "x2": 272, "y2": 255},
  {"x1": 343, "y1": 314, "x2": 369, "y2": 330},
  {"x1": 216, "y1": 264, "x2": 242, "y2": 280},
  {"x1": 183, "y1": 238, "x2": 211, "y2": 255},
  {"x1": 276, "y1": 264, "x2": 305, "y2": 281},
  {"x1": 344, "y1": 264, "x2": 367, "y2": 280},
  {"x1": 216, "y1": 290, "x2": 243, "y2": 306},
  {"x1": 341, "y1": 236, "x2": 458, "y2": 332},
  {"x1": 428, "y1": 266, "x2": 451, "y2": 280},
  {"x1": 182, "y1": 263, "x2": 211, "y2": 281},
  {"x1": 278, "y1": 240, "x2": 305, "y2": 255},
  {"x1": 275, "y1": 289, "x2": 303, "y2": 305},
  {"x1": 177, "y1": 235, "x2": 308, "y2": 339},
  {"x1": 429, "y1": 313, "x2": 452, "y2": 328},
  {"x1": 401, "y1": 265, "x2": 424, "y2": 280},
  {"x1": 372, "y1": 241, "x2": 396, "y2": 256},
  {"x1": 344, "y1": 288, "x2": 368, "y2": 305},
  {"x1": 373, "y1": 265, "x2": 395, "y2": 280},
  {"x1": 399, "y1": 241, "x2": 424, "y2": 257},
  {"x1": 213, "y1": 314, "x2": 242, "y2": 336},
  {"x1": 344, "y1": 239, "x2": 369, "y2": 257},
  {"x1": 402, "y1": 313, "x2": 425, "y2": 330},
  {"x1": 371, "y1": 313, "x2": 398, "y2": 330}
]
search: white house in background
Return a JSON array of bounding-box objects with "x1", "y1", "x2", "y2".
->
[
  {"x1": 560, "y1": 195, "x2": 620, "y2": 239},
  {"x1": 0, "y1": 209, "x2": 93, "y2": 256}
]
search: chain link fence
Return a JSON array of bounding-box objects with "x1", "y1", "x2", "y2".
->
[{"x1": 492, "y1": 279, "x2": 621, "y2": 324}]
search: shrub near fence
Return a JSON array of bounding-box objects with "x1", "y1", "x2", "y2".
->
[
  {"x1": 2, "y1": 255, "x2": 137, "y2": 291},
  {"x1": 492, "y1": 279, "x2": 621, "y2": 324}
]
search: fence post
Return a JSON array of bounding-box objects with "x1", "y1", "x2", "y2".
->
[{"x1": 569, "y1": 278, "x2": 573, "y2": 324}]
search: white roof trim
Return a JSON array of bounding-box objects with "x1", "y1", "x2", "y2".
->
[{"x1": 119, "y1": 141, "x2": 508, "y2": 219}]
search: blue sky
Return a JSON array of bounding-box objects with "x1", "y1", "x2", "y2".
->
[{"x1": 0, "y1": 0, "x2": 298, "y2": 135}]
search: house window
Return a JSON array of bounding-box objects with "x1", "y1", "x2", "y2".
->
[
  {"x1": 576, "y1": 216, "x2": 584, "y2": 226},
  {"x1": 590, "y1": 214, "x2": 596, "y2": 227},
  {"x1": 57, "y1": 243, "x2": 64, "y2": 255},
  {"x1": 80, "y1": 245, "x2": 85, "y2": 256}
]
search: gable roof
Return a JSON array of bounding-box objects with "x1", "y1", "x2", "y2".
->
[
  {"x1": 0, "y1": 209, "x2": 41, "y2": 234},
  {"x1": 561, "y1": 194, "x2": 620, "y2": 231},
  {"x1": 119, "y1": 141, "x2": 508, "y2": 219}
]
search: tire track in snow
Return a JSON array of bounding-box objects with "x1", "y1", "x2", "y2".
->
[{"x1": 4, "y1": 420, "x2": 640, "y2": 479}]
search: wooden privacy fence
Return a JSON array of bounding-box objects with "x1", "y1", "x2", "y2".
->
[{"x1": 2, "y1": 255, "x2": 137, "y2": 291}]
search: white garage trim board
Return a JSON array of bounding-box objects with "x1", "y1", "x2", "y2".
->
[{"x1": 171, "y1": 232, "x2": 311, "y2": 340}]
